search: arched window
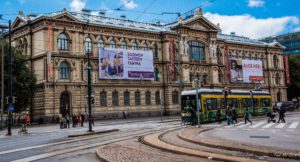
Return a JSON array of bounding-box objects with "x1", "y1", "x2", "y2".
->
[
  {"x1": 277, "y1": 91, "x2": 281, "y2": 102},
  {"x1": 172, "y1": 90, "x2": 179, "y2": 104},
  {"x1": 273, "y1": 55, "x2": 278, "y2": 68},
  {"x1": 203, "y1": 74, "x2": 208, "y2": 84},
  {"x1": 123, "y1": 90, "x2": 130, "y2": 106},
  {"x1": 155, "y1": 91, "x2": 160, "y2": 105},
  {"x1": 218, "y1": 70, "x2": 223, "y2": 83},
  {"x1": 121, "y1": 41, "x2": 127, "y2": 49},
  {"x1": 59, "y1": 62, "x2": 70, "y2": 79},
  {"x1": 145, "y1": 90, "x2": 151, "y2": 105},
  {"x1": 143, "y1": 43, "x2": 148, "y2": 51},
  {"x1": 153, "y1": 43, "x2": 158, "y2": 58},
  {"x1": 154, "y1": 67, "x2": 159, "y2": 81},
  {"x1": 100, "y1": 91, "x2": 107, "y2": 106},
  {"x1": 85, "y1": 37, "x2": 92, "y2": 53},
  {"x1": 217, "y1": 47, "x2": 222, "y2": 64},
  {"x1": 98, "y1": 39, "x2": 104, "y2": 49},
  {"x1": 58, "y1": 33, "x2": 69, "y2": 51},
  {"x1": 110, "y1": 40, "x2": 116, "y2": 48},
  {"x1": 112, "y1": 90, "x2": 119, "y2": 106},
  {"x1": 188, "y1": 41, "x2": 205, "y2": 60},
  {"x1": 135, "y1": 90, "x2": 141, "y2": 105},
  {"x1": 23, "y1": 39, "x2": 28, "y2": 54},
  {"x1": 275, "y1": 73, "x2": 280, "y2": 85},
  {"x1": 132, "y1": 42, "x2": 137, "y2": 50}
]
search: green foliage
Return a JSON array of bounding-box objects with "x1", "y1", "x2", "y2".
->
[
  {"x1": 287, "y1": 55, "x2": 300, "y2": 100},
  {"x1": 2, "y1": 41, "x2": 37, "y2": 113}
]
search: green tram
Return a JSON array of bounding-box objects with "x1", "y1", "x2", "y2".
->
[{"x1": 181, "y1": 89, "x2": 272, "y2": 123}]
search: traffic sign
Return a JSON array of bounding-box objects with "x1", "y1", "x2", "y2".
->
[{"x1": 9, "y1": 104, "x2": 14, "y2": 112}]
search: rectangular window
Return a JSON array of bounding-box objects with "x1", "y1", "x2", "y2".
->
[
  {"x1": 206, "y1": 98, "x2": 218, "y2": 110},
  {"x1": 261, "y1": 98, "x2": 271, "y2": 107},
  {"x1": 227, "y1": 98, "x2": 238, "y2": 109}
]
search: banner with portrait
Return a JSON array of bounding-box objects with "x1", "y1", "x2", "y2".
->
[
  {"x1": 230, "y1": 59, "x2": 264, "y2": 83},
  {"x1": 99, "y1": 48, "x2": 154, "y2": 80}
]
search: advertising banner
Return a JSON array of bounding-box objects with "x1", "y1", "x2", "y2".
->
[
  {"x1": 230, "y1": 59, "x2": 264, "y2": 83},
  {"x1": 99, "y1": 48, "x2": 154, "y2": 80},
  {"x1": 284, "y1": 54, "x2": 290, "y2": 84}
]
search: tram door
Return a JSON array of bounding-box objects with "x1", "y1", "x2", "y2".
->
[{"x1": 60, "y1": 91, "x2": 70, "y2": 117}]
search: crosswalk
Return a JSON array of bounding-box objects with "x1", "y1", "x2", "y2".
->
[{"x1": 224, "y1": 121, "x2": 299, "y2": 130}]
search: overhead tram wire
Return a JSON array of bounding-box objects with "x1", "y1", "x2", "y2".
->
[{"x1": 134, "y1": 0, "x2": 157, "y2": 21}]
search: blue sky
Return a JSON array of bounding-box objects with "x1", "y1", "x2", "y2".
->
[{"x1": 1, "y1": 0, "x2": 300, "y2": 39}]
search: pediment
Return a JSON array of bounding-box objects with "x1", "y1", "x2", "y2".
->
[
  {"x1": 52, "y1": 13, "x2": 78, "y2": 22},
  {"x1": 12, "y1": 17, "x2": 27, "y2": 29},
  {"x1": 184, "y1": 16, "x2": 220, "y2": 32}
]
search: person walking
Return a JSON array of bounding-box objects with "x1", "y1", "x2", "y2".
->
[
  {"x1": 277, "y1": 108, "x2": 286, "y2": 123},
  {"x1": 80, "y1": 113, "x2": 85, "y2": 127},
  {"x1": 226, "y1": 108, "x2": 234, "y2": 125},
  {"x1": 244, "y1": 108, "x2": 252, "y2": 125},
  {"x1": 77, "y1": 114, "x2": 81, "y2": 127},
  {"x1": 65, "y1": 114, "x2": 70, "y2": 128},
  {"x1": 216, "y1": 109, "x2": 222, "y2": 124},
  {"x1": 232, "y1": 108, "x2": 238, "y2": 124},
  {"x1": 72, "y1": 114, "x2": 77, "y2": 127},
  {"x1": 90, "y1": 113, "x2": 95, "y2": 126}
]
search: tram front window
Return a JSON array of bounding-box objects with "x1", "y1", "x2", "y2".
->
[{"x1": 181, "y1": 95, "x2": 197, "y2": 111}]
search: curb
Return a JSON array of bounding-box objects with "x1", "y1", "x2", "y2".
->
[
  {"x1": 177, "y1": 127, "x2": 300, "y2": 160},
  {"x1": 68, "y1": 129, "x2": 119, "y2": 138},
  {"x1": 140, "y1": 130, "x2": 262, "y2": 162}
]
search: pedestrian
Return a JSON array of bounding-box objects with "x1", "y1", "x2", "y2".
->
[
  {"x1": 226, "y1": 108, "x2": 234, "y2": 125},
  {"x1": 277, "y1": 108, "x2": 286, "y2": 123},
  {"x1": 72, "y1": 114, "x2": 77, "y2": 127},
  {"x1": 65, "y1": 114, "x2": 70, "y2": 128},
  {"x1": 24, "y1": 114, "x2": 30, "y2": 131},
  {"x1": 216, "y1": 109, "x2": 222, "y2": 124},
  {"x1": 91, "y1": 113, "x2": 95, "y2": 126},
  {"x1": 59, "y1": 114, "x2": 64, "y2": 129},
  {"x1": 244, "y1": 108, "x2": 252, "y2": 125},
  {"x1": 232, "y1": 108, "x2": 238, "y2": 124},
  {"x1": 77, "y1": 114, "x2": 81, "y2": 127},
  {"x1": 81, "y1": 113, "x2": 85, "y2": 127},
  {"x1": 17, "y1": 115, "x2": 21, "y2": 126}
]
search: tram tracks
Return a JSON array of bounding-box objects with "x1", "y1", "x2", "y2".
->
[{"x1": 1, "y1": 123, "x2": 180, "y2": 162}]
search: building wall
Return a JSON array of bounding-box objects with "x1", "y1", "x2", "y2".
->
[{"x1": 10, "y1": 13, "x2": 287, "y2": 121}]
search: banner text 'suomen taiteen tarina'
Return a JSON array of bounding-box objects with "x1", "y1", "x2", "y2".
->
[{"x1": 99, "y1": 48, "x2": 154, "y2": 80}]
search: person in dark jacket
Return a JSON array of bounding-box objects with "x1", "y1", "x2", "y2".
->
[
  {"x1": 277, "y1": 108, "x2": 286, "y2": 123},
  {"x1": 232, "y1": 108, "x2": 238, "y2": 124},
  {"x1": 244, "y1": 108, "x2": 252, "y2": 125},
  {"x1": 216, "y1": 109, "x2": 222, "y2": 124}
]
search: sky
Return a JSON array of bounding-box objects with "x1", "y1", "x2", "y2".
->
[{"x1": 0, "y1": 0, "x2": 300, "y2": 39}]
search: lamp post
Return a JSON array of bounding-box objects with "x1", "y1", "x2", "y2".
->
[
  {"x1": 87, "y1": 52, "x2": 93, "y2": 132},
  {"x1": 7, "y1": 20, "x2": 12, "y2": 135},
  {"x1": 0, "y1": 24, "x2": 8, "y2": 131},
  {"x1": 194, "y1": 79, "x2": 201, "y2": 127},
  {"x1": 157, "y1": 73, "x2": 163, "y2": 121}
]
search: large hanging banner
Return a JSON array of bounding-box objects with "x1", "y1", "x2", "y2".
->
[
  {"x1": 230, "y1": 59, "x2": 264, "y2": 83},
  {"x1": 99, "y1": 48, "x2": 154, "y2": 80}
]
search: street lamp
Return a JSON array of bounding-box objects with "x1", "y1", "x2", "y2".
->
[
  {"x1": 86, "y1": 52, "x2": 93, "y2": 132},
  {"x1": 0, "y1": 23, "x2": 8, "y2": 131},
  {"x1": 157, "y1": 73, "x2": 163, "y2": 121},
  {"x1": 194, "y1": 79, "x2": 201, "y2": 127}
]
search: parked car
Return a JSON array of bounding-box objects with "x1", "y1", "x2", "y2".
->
[{"x1": 273, "y1": 101, "x2": 296, "y2": 112}]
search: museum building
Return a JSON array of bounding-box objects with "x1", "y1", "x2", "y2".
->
[{"x1": 9, "y1": 8, "x2": 287, "y2": 121}]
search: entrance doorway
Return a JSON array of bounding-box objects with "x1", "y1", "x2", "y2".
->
[{"x1": 60, "y1": 91, "x2": 70, "y2": 117}]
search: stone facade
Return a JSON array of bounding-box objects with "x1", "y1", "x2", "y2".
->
[{"x1": 9, "y1": 9, "x2": 287, "y2": 121}]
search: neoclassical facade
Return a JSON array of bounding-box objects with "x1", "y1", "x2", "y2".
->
[{"x1": 10, "y1": 8, "x2": 287, "y2": 121}]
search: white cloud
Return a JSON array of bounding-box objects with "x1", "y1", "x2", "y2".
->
[
  {"x1": 293, "y1": 27, "x2": 300, "y2": 32},
  {"x1": 121, "y1": 0, "x2": 137, "y2": 9},
  {"x1": 70, "y1": 0, "x2": 86, "y2": 12},
  {"x1": 204, "y1": 12, "x2": 299, "y2": 39},
  {"x1": 248, "y1": 0, "x2": 265, "y2": 7}
]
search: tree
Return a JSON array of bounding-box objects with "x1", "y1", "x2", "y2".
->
[
  {"x1": 287, "y1": 55, "x2": 300, "y2": 100},
  {"x1": 2, "y1": 41, "x2": 37, "y2": 113}
]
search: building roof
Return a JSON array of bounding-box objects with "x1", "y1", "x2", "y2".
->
[{"x1": 13, "y1": 9, "x2": 284, "y2": 48}]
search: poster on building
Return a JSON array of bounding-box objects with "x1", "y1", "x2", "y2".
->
[
  {"x1": 230, "y1": 59, "x2": 264, "y2": 83},
  {"x1": 99, "y1": 48, "x2": 154, "y2": 80}
]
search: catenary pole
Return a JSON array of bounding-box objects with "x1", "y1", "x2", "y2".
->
[
  {"x1": 87, "y1": 52, "x2": 92, "y2": 132},
  {"x1": 1, "y1": 36, "x2": 4, "y2": 131},
  {"x1": 7, "y1": 20, "x2": 12, "y2": 136}
]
